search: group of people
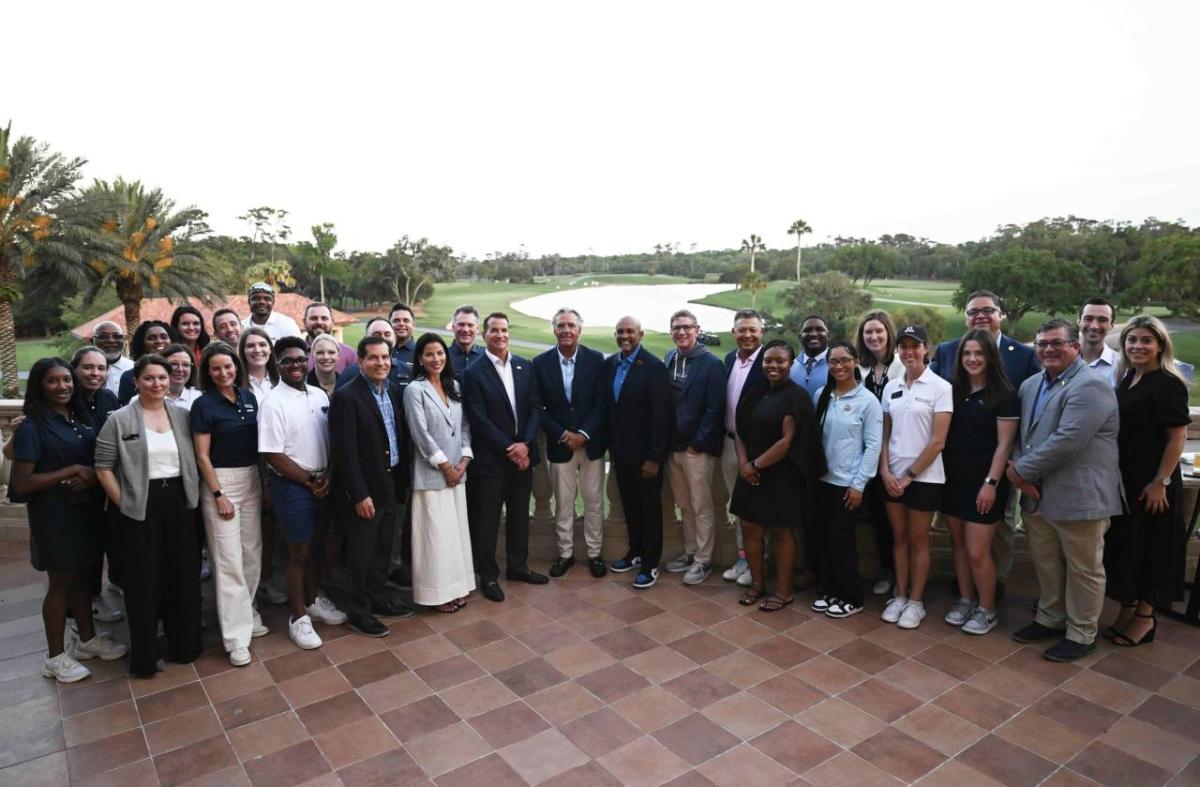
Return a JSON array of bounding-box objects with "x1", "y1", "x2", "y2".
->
[{"x1": 8, "y1": 280, "x2": 1192, "y2": 684}]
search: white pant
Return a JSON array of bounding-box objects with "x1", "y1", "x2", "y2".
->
[
  {"x1": 199, "y1": 466, "x2": 262, "y2": 652},
  {"x1": 548, "y1": 451, "x2": 605, "y2": 558},
  {"x1": 666, "y1": 451, "x2": 718, "y2": 565}
]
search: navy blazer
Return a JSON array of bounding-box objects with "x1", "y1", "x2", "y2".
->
[
  {"x1": 723, "y1": 347, "x2": 766, "y2": 429},
  {"x1": 462, "y1": 352, "x2": 541, "y2": 476},
  {"x1": 930, "y1": 333, "x2": 1040, "y2": 388},
  {"x1": 533, "y1": 345, "x2": 608, "y2": 463},
  {"x1": 328, "y1": 374, "x2": 409, "y2": 509},
  {"x1": 603, "y1": 347, "x2": 672, "y2": 467},
  {"x1": 664, "y1": 348, "x2": 726, "y2": 456}
]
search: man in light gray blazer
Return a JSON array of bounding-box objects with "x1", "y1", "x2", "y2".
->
[{"x1": 1006, "y1": 318, "x2": 1123, "y2": 662}]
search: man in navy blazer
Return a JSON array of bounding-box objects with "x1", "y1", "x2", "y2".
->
[
  {"x1": 604, "y1": 316, "x2": 672, "y2": 590},
  {"x1": 462, "y1": 312, "x2": 548, "y2": 602},
  {"x1": 533, "y1": 308, "x2": 609, "y2": 579}
]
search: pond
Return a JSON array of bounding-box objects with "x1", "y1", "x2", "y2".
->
[{"x1": 511, "y1": 282, "x2": 738, "y2": 332}]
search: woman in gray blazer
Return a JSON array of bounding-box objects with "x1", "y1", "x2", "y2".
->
[
  {"x1": 403, "y1": 333, "x2": 475, "y2": 613},
  {"x1": 95, "y1": 355, "x2": 202, "y2": 677}
]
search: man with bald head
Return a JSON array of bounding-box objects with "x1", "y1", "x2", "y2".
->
[
  {"x1": 92, "y1": 321, "x2": 132, "y2": 394},
  {"x1": 603, "y1": 316, "x2": 671, "y2": 590}
]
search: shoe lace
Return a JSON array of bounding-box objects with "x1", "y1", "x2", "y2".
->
[{"x1": 967, "y1": 608, "x2": 992, "y2": 627}]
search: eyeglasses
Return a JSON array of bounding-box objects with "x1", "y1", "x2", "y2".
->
[
  {"x1": 277, "y1": 357, "x2": 307, "y2": 366},
  {"x1": 827, "y1": 357, "x2": 856, "y2": 366},
  {"x1": 670, "y1": 325, "x2": 697, "y2": 333},
  {"x1": 169, "y1": 362, "x2": 193, "y2": 369},
  {"x1": 1034, "y1": 339, "x2": 1072, "y2": 350},
  {"x1": 94, "y1": 333, "x2": 124, "y2": 341},
  {"x1": 966, "y1": 307, "x2": 1000, "y2": 318}
]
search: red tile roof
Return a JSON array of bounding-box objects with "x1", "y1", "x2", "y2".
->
[{"x1": 71, "y1": 294, "x2": 355, "y2": 339}]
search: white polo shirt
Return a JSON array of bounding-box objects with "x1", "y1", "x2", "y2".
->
[
  {"x1": 1087, "y1": 343, "x2": 1121, "y2": 387},
  {"x1": 105, "y1": 356, "x2": 134, "y2": 394},
  {"x1": 241, "y1": 312, "x2": 302, "y2": 342},
  {"x1": 258, "y1": 383, "x2": 330, "y2": 472},
  {"x1": 246, "y1": 373, "x2": 277, "y2": 407},
  {"x1": 880, "y1": 366, "x2": 954, "y2": 483}
]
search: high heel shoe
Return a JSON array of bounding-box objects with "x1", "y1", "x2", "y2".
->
[
  {"x1": 1112, "y1": 610, "x2": 1156, "y2": 647},
  {"x1": 1103, "y1": 603, "x2": 1138, "y2": 640}
]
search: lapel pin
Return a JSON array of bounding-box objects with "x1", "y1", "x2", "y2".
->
[{"x1": 1007, "y1": 345, "x2": 1014, "y2": 351}]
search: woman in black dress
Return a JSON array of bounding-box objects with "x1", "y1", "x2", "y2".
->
[
  {"x1": 10, "y1": 359, "x2": 127, "y2": 683},
  {"x1": 730, "y1": 340, "x2": 826, "y2": 611},
  {"x1": 939, "y1": 329, "x2": 1019, "y2": 635},
  {"x1": 1102, "y1": 315, "x2": 1190, "y2": 646}
]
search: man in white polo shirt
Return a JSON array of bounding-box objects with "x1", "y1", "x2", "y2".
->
[{"x1": 242, "y1": 282, "x2": 302, "y2": 342}]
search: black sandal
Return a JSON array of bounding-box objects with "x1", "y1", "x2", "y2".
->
[
  {"x1": 759, "y1": 594, "x2": 795, "y2": 612},
  {"x1": 1112, "y1": 610, "x2": 1156, "y2": 647},
  {"x1": 1103, "y1": 603, "x2": 1137, "y2": 640},
  {"x1": 739, "y1": 586, "x2": 766, "y2": 606}
]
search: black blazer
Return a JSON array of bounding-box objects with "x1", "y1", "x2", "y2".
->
[
  {"x1": 603, "y1": 347, "x2": 672, "y2": 467},
  {"x1": 533, "y1": 345, "x2": 608, "y2": 463},
  {"x1": 462, "y1": 352, "x2": 541, "y2": 476},
  {"x1": 724, "y1": 347, "x2": 767, "y2": 418},
  {"x1": 328, "y1": 374, "x2": 409, "y2": 509}
]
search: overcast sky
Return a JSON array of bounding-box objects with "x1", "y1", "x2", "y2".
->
[{"x1": 9, "y1": 1, "x2": 1198, "y2": 258}]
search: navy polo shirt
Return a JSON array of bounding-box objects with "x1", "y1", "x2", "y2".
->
[{"x1": 190, "y1": 388, "x2": 260, "y2": 468}]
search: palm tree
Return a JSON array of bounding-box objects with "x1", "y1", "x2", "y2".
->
[
  {"x1": 787, "y1": 219, "x2": 813, "y2": 282},
  {"x1": 245, "y1": 259, "x2": 295, "y2": 290},
  {"x1": 740, "y1": 234, "x2": 766, "y2": 273},
  {"x1": 740, "y1": 269, "x2": 767, "y2": 308},
  {"x1": 83, "y1": 179, "x2": 224, "y2": 337},
  {"x1": 0, "y1": 123, "x2": 90, "y2": 396}
]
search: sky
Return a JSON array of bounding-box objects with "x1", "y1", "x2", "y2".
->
[{"x1": 8, "y1": 1, "x2": 1199, "y2": 259}]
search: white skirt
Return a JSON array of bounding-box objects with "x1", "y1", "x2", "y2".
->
[{"x1": 411, "y1": 485, "x2": 476, "y2": 606}]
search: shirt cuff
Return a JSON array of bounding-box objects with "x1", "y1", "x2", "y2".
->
[
  {"x1": 428, "y1": 450, "x2": 448, "y2": 468},
  {"x1": 461, "y1": 446, "x2": 474, "y2": 460},
  {"x1": 578, "y1": 430, "x2": 590, "y2": 441}
]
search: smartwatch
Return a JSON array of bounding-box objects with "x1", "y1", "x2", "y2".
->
[
  {"x1": 213, "y1": 490, "x2": 224, "y2": 498},
  {"x1": 984, "y1": 477, "x2": 998, "y2": 487}
]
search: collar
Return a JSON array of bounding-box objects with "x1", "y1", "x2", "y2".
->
[
  {"x1": 557, "y1": 348, "x2": 577, "y2": 365},
  {"x1": 619, "y1": 345, "x2": 642, "y2": 364},
  {"x1": 803, "y1": 349, "x2": 829, "y2": 364},
  {"x1": 736, "y1": 345, "x2": 763, "y2": 365},
  {"x1": 485, "y1": 349, "x2": 510, "y2": 368}
]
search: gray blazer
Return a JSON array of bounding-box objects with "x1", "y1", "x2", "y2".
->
[
  {"x1": 94, "y1": 399, "x2": 200, "y2": 520},
  {"x1": 1012, "y1": 357, "x2": 1124, "y2": 521},
  {"x1": 403, "y1": 379, "x2": 473, "y2": 491}
]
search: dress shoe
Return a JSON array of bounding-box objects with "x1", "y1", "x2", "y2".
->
[
  {"x1": 1012, "y1": 620, "x2": 1065, "y2": 643},
  {"x1": 506, "y1": 569, "x2": 549, "y2": 585},
  {"x1": 550, "y1": 557, "x2": 575, "y2": 578},
  {"x1": 371, "y1": 601, "x2": 416, "y2": 620},
  {"x1": 589, "y1": 557, "x2": 607, "y2": 578},
  {"x1": 1044, "y1": 638, "x2": 1095, "y2": 662},
  {"x1": 347, "y1": 614, "x2": 389, "y2": 638},
  {"x1": 481, "y1": 580, "x2": 506, "y2": 602}
]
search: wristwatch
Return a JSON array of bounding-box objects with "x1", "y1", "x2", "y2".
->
[
  {"x1": 984, "y1": 477, "x2": 998, "y2": 487},
  {"x1": 213, "y1": 490, "x2": 224, "y2": 498},
  {"x1": 1155, "y1": 475, "x2": 1171, "y2": 487},
  {"x1": 750, "y1": 459, "x2": 761, "y2": 471},
  {"x1": 905, "y1": 469, "x2": 918, "y2": 479}
]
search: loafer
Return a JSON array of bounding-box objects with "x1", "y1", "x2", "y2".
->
[
  {"x1": 506, "y1": 569, "x2": 549, "y2": 585},
  {"x1": 1044, "y1": 638, "x2": 1095, "y2": 662},
  {"x1": 481, "y1": 580, "x2": 506, "y2": 602},
  {"x1": 550, "y1": 557, "x2": 575, "y2": 578},
  {"x1": 588, "y1": 557, "x2": 607, "y2": 578},
  {"x1": 1012, "y1": 621, "x2": 1065, "y2": 643},
  {"x1": 371, "y1": 601, "x2": 416, "y2": 619},
  {"x1": 347, "y1": 614, "x2": 389, "y2": 638}
]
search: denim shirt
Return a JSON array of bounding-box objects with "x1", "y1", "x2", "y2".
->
[{"x1": 819, "y1": 383, "x2": 883, "y2": 492}]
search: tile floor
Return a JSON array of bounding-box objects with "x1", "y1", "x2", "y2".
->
[{"x1": 2, "y1": 535, "x2": 1200, "y2": 786}]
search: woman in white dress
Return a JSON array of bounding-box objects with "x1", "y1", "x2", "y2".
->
[{"x1": 403, "y1": 333, "x2": 475, "y2": 613}]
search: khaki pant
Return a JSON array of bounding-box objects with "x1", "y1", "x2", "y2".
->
[
  {"x1": 665, "y1": 451, "x2": 718, "y2": 565},
  {"x1": 1026, "y1": 511, "x2": 1110, "y2": 645},
  {"x1": 548, "y1": 451, "x2": 605, "y2": 559},
  {"x1": 199, "y1": 466, "x2": 262, "y2": 652},
  {"x1": 720, "y1": 435, "x2": 744, "y2": 551},
  {"x1": 992, "y1": 492, "x2": 1021, "y2": 579}
]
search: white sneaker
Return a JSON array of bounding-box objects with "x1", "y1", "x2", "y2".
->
[
  {"x1": 826, "y1": 599, "x2": 863, "y2": 619},
  {"x1": 92, "y1": 595, "x2": 124, "y2": 623},
  {"x1": 736, "y1": 569, "x2": 754, "y2": 587},
  {"x1": 723, "y1": 558, "x2": 749, "y2": 582},
  {"x1": 945, "y1": 598, "x2": 976, "y2": 627},
  {"x1": 230, "y1": 647, "x2": 252, "y2": 666},
  {"x1": 897, "y1": 601, "x2": 927, "y2": 630},
  {"x1": 811, "y1": 595, "x2": 833, "y2": 613},
  {"x1": 306, "y1": 595, "x2": 347, "y2": 626},
  {"x1": 73, "y1": 634, "x2": 127, "y2": 661},
  {"x1": 682, "y1": 562, "x2": 710, "y2": 585},
  {"x1": 665, "y1": 553, "x2": 694, "y2": 573},
  {"x1": 42, "y1": 652, "x2": 90, "y2": 683},
  {"x1": 882, "y1": 596, "x2": 908, "y2": 624},
  {"x1": 252, "y1": 609, "x2": 269, "y2": 638},
  {"x1": 289, "y1": 615, "x2": 323, "y2": 650},
  {"x1": 962, "y1": 607, "x2": 998, "y2": 635}
]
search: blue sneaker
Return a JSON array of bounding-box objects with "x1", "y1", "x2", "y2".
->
[
  {"x1": 611, "y1": 556, "x2": 641, "y2": 574},
  {"x1": 632, "y1": 569, "x2": 659, "y2": 589}
]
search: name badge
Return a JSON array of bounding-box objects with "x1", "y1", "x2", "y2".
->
[
  {"x1": 121, "y1": 433, "x2": 141, "y2": 441},
  {"x1": 890, "y1": 390, "x2": 904, "y2": 400}
]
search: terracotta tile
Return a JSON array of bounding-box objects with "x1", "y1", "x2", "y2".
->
[
  {"x1": 829, "y1": 639, "x2": 904, "y2": 674},
  {"x1": 747, "y1": 672, "x2": 826, "y2": 715},
  {"x1": 391, "y1": 633, "x2": 460, "y2": 669},
  {"x1": 612, "y1": 686, "x2": 695, "y2": 732},
  {"x1": 1068, "y1": 741, "x2": 1174, "y2": 787},
  {"x1": 703, "y1": 650, "x2": 782, "y2": 690},
  {"x1": 1132, "y1": 695, "x2": 1200, "y2": 744},
  {"x1": 540, "y1": 759, "x2": 624, "y2": 786},
  {"x1": 598, "y1": 735, "x2": 691, "y2": 785},
  {"x1": 135, "y1": 681, "x2": 207, "y2": 725},
  {"x1": 76, "y1": 756, "x2": 160, "y2": 787},
  {"x1": 227, "y1": 711, "x2": 308, "y2": 761},
  {"x1": 242, "y1": 739, "x2": 331, "y2": 787},
  {"x1": 702, "y1": 692, "x2": 787, "y2": 740},
  {"x1": 429, "y1": 675, "x2": 514, "y2": 718},
  {"x1": 875, "y1": 659, "x2": 957, "y2": 702},
  {"x1": 560, "y1": 609, "x2": 624, "y2": 639},
  {"x1": 338, "y1": 649, "x2": 406, "y2": 688},
  {"x1": 749, "y1": 719, "x2": 839, "y2": 774},
  {"x1": 438, "y1": 752, "x2": 527, "y2": 787},
  {"x1": 276, "y1": 665, "x2": 351, "y2": 708},
  {"x1": 803, "y1": 751, "x2": 901, "y2": 787},
  {"x1": 486, "y1": 603, "x2": 555, "y2": 636},
  {"x1": 528, "y1": 588, "x2": 595, "y2": 619},
  {"x1": 635, "y1": 612, "x2": 704, "y2": 645},
  {"x1": 152, "y1": 734, "x2": 237, "y2": 786},
  {"x1": 143, "y1": 704, "x2": 223, "y2": 756},
  {"x1": 65, "y1": 728, "x2": 148, "y2": 782},
  {"x1": 863, "y1": 623, "x2": 938, "y2": 657},
  {"x1": 1090, "y1": 652, "x2": 1175, "y2": 693},
  {"x1": 1100, "y1": 716, "x2": 1200, "y2": 774},
  {"x1": 591, "y1": 627, "x2": 658, "y2": 660},
  {"x1": 663, "y1": 668, "x2": 740, "y2": 710},
  {"x1": 841, "y1": 677, "x2": 922, "y2": 722},
  {"x1": 516, "y1": 622, "x2": 582, "y2": 655},
  {"x1": 320, "y1": 631, "x2": 388, "y2": 664},
  {"x1": 295, "y1": 689, "x2": 373, "y2": 737},
  {"x1": 958, "y1": 734, "x2": 1057, "y2": 787},
  {"x1": 934, "y1": 684, "x2": 1020, "y2": 730},
  {"x1": 748, "y1": 634, "x2": 818, "y2": 670},
  {"x1": 524, "y1": 680, "x2": 604, "y2": 726},
  {"x1": 797, "y1": 698, "x2": 886, "y2": 747},
  {"x1": 894, "y1": 703, "x2": 987, "y2": 757},
  {"x1": 491, "y1": 655, "x2": 568, "y2": 697},
  {"x1": 968, "y1": 663, "x2": 1055, "y2": 706},
  {"x1": 852, "y1": 727, "x2": 946, "y2": 782},
  {"x1": 467, "y1": 699, "x2": 550, "y2": 748},
  {"x1": 62, "y1": 700, "x2": 140, "y2": 748},
  {"x1": 465, "y1": 637, "x2": 535, "y2": 675},
  {"x1": 749, "y1": 604, "x2": 810, "y2": 632},
  {"x1": 943, "y1": 629, "x2": 1023, "y2": 662},
  {"x1": 383, "y1": 613, "x2": 436, "y2": 641},
  {"x1": 669, "y1": 631, "x2": 737, "y2": 666},
  {"x1": 415, "y1": 654, "x2": 485, "y2": 691},
  {"x1": 203, "y1": 661, "x2": 273, "y2": 704},
  {"x1": 624, "y1": 645, "x2": 698, "y2": 683},
  {"x1": 1034, "y1": 689, "x2": 1122, "y2": 737},
  {"x1": 1061, "y1": 669, "x2": 1151, "y2": 714},
  {"x1": 58, "y1": 678, "x2": 132, "y2": 718},
  {"x1": 573, "y1": 579, "x2": 638, "y2": 606},
  {"x1": 604, "y1": 596, "x2": 666, "y2": 624},
  {"x1": 181, "y1": 764, "x2": 251, "y2": 787},
  {"x1": 1160, "y1": 675, "x2": 1200, "y2": 712},
  {"x1": 439, "y1": 620, "x2": 504, "y2": 652},
  {"x1": 495, "y1": 728, "x2": 588, "y2": 784},
  {"x1": 214, "y1": 685, "x2": 289, "y2": 731},
  {"x1": 543, "y1": 641, "x2": 617, "y2": 678},
  {"x1": 555, "y1": 707, "x2": 640, "y2": 758},
  {"x1": 787, "y1": 618, "x2": 858, "y2": 652},
  {"x1": 999, "y1": 646, "x2": 1082, "y2": 686},
  {"x1": 915, "y1": 641, "x2": 990, "y2": 680},
  {"x1": 313, "y1": 715, "x2": 398, "y2": 770},
  {"x1": 1125, "y1": 639, "x2": 1198, "y2": 673},
  {"x1": 995, "y1": 709, "x2": 1094, "y2": 764},
  {"x1": 788, "y1": 653, "x2": 868, "y2": 695},
  {"x1": 1040, "y1": 768, "x2": 1103, "y2": 787},
  {"x1": 357, "y1": 670, "x2": 430, "y2": 714},
  {"x1": 404, "y1": 721, "x2": 490, "y2": 777},
  {"x1": 915, "y1": 759, "x2": 1004, "y2": 786},
  {"x1": 127, "y1": 662, "x2": 199, "y2": 698},
  {"x1": 1169, "y1": 755, "x2": 1200, "y2": 787},
  {"x1": 378, "y1": 695, "x2": 460, "y2": 743},
  {"x1": 676, "y1": 600, "x2": 737, "y2": 628},
  {"x1": 699, "y1": 742, "x2": 798, "y2": 786},
  {"x1": 335, "y1": 746, "x2": 424, "y2": 787},
  {"x1": 655, "y1": 712, "x2": 742, "y2": 765}
]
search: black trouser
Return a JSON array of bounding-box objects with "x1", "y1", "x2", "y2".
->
[
  {"x1": 865, "y1": 476, "x2": 894, "y2": 572},
  {"x1": 120, "y1": 478, "x2": 202, "y2": 678},
  {"x1": 344, "y1": 492, "x2": 397, "y2": 618},
  {"x1": 817, "y1": 482, "x2": 863, "y2": 605},
  {"x1": 614, "y1": 461, "x2": 664, "y2": 571},
  {"x1": 81, "y1": 507, "x2": 125, "y2": 600},
  {"x1": 466, "y1": 465, "x2": 532, "y2": 582}
]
